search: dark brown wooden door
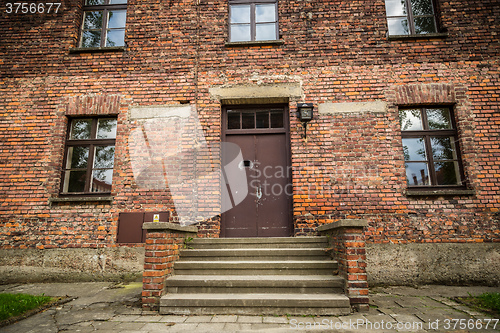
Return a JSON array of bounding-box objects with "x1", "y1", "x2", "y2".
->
[{"x1": 221, "y1": 106, "x2": 292, "y2": 237}]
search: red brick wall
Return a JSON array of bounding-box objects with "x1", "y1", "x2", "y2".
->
[{"x1": 0, "y1": 0, "x2": 499, "y2": 249}]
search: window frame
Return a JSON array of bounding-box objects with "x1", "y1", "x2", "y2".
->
[
  {"x1": 385, "y1": 0, "x2": 439, "y2": 36},
  {"x1": 61, "y1": 117, "x2": 117, "y2": 196},
  {"x1": 228, "y1": 0, "x2": 279, "y2": 43},
  {"x1": 399, "y1": 106, "x2": 466, "y2": 190},
  {"x1": 80, "y1": 0, "x2": 127, "y2": 48}
]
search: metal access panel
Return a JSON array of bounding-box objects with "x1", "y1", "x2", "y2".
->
[
  {"x1": 117, "y1": 212, "x2": 145, "y2": 243},
  {"x1": 116, "y1": 211, "x2": 170, "y2": 243}
]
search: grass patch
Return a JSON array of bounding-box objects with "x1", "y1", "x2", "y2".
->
[
  {"x1": 0, "y1": 293, "x2": 54, "y2": 321},
  {"x1": 457, "y1": 292, "x2": 500, "y2": 317}
]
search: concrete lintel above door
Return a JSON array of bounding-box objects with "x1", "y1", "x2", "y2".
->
[{"x1": 209, "y1": 83, "x2": 302, "y2": 104}]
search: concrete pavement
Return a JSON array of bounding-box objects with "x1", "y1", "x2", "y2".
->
[{"x1": 0, "y1": 282, "x2": 498, "y2": 332}]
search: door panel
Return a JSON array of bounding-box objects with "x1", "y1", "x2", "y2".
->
[
  {"x1": 222, "y1": 135, "x2": 257, "y2": 237},
  {"x1": 222, "y1": 133, "x2": 291, "y2": 237},
  {"x1": 255, "y1": 134, "x2": 291, "y2": 237}
]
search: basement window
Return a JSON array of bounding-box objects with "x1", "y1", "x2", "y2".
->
[
  {"x1": 399, "y1": 107, "x2": 466, "y2": 189},
  {"x1": 229, "y1": 0, "x2": 278, "y2": 42},
  {"x1": 79, "y1": 0, "x2": 127, "y2": 48},
  {"x1": 61, "y1": 117, "x2": 117, "y2": 195}
]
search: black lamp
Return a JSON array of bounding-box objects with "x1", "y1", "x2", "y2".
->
[{"x1": 297, "y1": 103, "x2": 314, "y2": 121}]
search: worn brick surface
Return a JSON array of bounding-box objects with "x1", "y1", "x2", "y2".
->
[{"x1": 0, "y1": 0, "x2": 499, "y2": 249}]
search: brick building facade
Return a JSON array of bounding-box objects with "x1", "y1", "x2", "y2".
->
[{"x1": 0, "y1": 0, "x2": 499, "y2": 285}]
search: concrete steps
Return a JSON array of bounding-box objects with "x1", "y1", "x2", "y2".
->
[
  {"x1": 160, "y1": 237, "x2": 351, "y2": 315},
  {"x1": 188, "y1": 236, "x2": 329, "y2": 249},
  {"x1": 161, "y1": 293, "x2": 350, "y2": 315},
  {"x1": 165, "y1": 275, "x2": 344, "y2": 294}
]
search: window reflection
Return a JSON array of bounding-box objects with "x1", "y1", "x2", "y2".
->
[
  {"x1": 405, "y1": 162, "x2": 430, "y2": 186},
  {"x1": 81, "y1": 1, "x2": 127, "y2": 48},
  {"x1": 229, "y1": 1, "x2": 277, "y2": 42},
  {"x1": 231, "y1": 5, "x2": 251, "y2": 23},
  {"x1": 385, "y1": 0, "x2": 437, "y2": 35},
  {"x1": 399, "y1": 107, "x2": 463, "y2": 187},
  {"x1": 431, "y1": 136, "x2": 457, "y2": 161},
  {"x1": 256, "y1": 4, "x2": 275, "y2": 22},
  {"x1": 402, "y1": 138, "x2": 426, "y2": 161},
  {"x1": 256, "y1": 23, "x2": 277, "y2": 41},
  {"x1": 399, "y1": 109, "x2": 423, "y2": 130}
]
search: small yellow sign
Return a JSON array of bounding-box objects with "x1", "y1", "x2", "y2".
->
[{"x1": 153, "y1": 214, "x2": 160, "y2": 222}]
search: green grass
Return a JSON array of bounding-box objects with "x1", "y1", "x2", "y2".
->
[
  {"x1": 474, "y1": 292, "x2": 500, "y2": 313},
  {"x1": 0, "y1": 293, "x2": 54, "y2": 321},
  {"x1": 458, "y1": 292, "x2": 500, "y2": 317}
]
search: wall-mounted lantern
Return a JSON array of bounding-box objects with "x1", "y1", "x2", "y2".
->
[
  {"x1": 297, "y1": 103, "x2": 314, "y2": 140},
  {"x1": 297, "y1": 103, "x2": 314, "y2": 122}
]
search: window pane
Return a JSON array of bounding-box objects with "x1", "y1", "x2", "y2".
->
[
  {"x1": 256, "y1": 23, "x2": 277, "y2": 41},
  {"x1": 427, "y1": 108, "x2": 452, "y2": 129},
  {"x1": 83, "y1": 11, "x2": 103, "y2": 30},
  {"x1": 108, "y1": 10, "x2": 127, "y2": 29},
  {"x1": 270, "y1": 111, "x2": 284, "y2": 128},
  {"x1": 387, "y1": 17, "x2": 409, "y2": 35},
  {"x1": 66, "y1": 146, "x2": 89, "y2": 169},
  {"x1": 227, "y1": 111, "x2": 240, "y2": 129},
  {"x1": 81, "y1": 30, "x2": 101, "y2": 48},
  {"x1": 85, "y1": 0, "x2": 105, "y2": 5},
  {"x1": 230, "y1": 5, "x2": 251, "y2": 23},
  {"x1": 402, "y1": 138, "x2": 426, "y2": 161},
  {"x1": 399, "y1": 109, "x2": 423, "y2": 131},
  {"x1": 435, "y1": 161, "x2": 460, "y2": 185},
  {"x1": 230, "y1": 24, "x2": 251, "y2": 42},
  {"x1": 64, "y1": 171, "x2": 87, "y2": 192},
  {"x1": 385, "y1": 0, "x2": 407, "y2": 16},
  {"x1": 94, "y1": 146, "x2": 115, "y2": 168},
  {"x1": 411, "y1": 0, "x2": 434, "y2": 15},
  {"x1": 92, "y1": 169, "x2": 113, "y2": 192},
  {"x1": 70, "y1": 119, "x2": 92, "y2": 139},
  {"x1": 97, "y1": 118, "x2": 117, "y2": 139},
  {"x1": 405, "y1": 162, "x2": 430, "y2": 186},
  {"x1": 431, "y1": 136, "x2": 457, "y2": 160},
  {"x1": 414, "y1": 16, "x2": 436, "y2": 34},
  {"x1": 242, "y1": 112, "x2": 255, "y2": 129},
  {"x1": 256, "y1": 111, "x2": 269, "y2": 128},
  {"x1": 106, "y1": 29, "x2": 125, "y2": 47},
  {"x1": 110, "y1": 0, "x2": 127, "y2": 3},
  {"x1": 256, "y1": 4, "x2": 276, "y2": 22}
]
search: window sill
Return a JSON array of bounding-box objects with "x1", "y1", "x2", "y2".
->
[
  {"x1": 69, "y1": 46, "x2": 126, "y2": 54},
  {"x1": 225, "y1": 39, "x2": 284, "y2": 47},
  {"x1": 405, "y1": 189, "x2": 474, "y2": 197},
  {"x1": 388, "y1": 32, "x2": 448, "y2": 41},
  {"x1": 49, "y1": 196, "x2": 113, "y2": 204}
]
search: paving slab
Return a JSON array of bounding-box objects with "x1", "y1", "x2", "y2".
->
[
  {"x1": 0, "y1": 309, "x2": 58, "y2": 333},
  {"x1": 263, "y1": 316, "x2": 289, "y2": 324},
  {"x1": 159, "y1": 315, "x2": 188, "y2": 323},
  {"x1": 160, "y1": 323, "x2": 198, "y2": 332},
  {"x1": 112, "y1": 322, "x2": 147, "y2": 331},
  {"x1": 0, "y1": 283, "x2": 498, "y2": 333},
  {"x1": 195, "y1": 322, "x2": 227, "y2": 331},
  {"x1": 184, "y1": 315, "x2": 214, "y2": 323},
  {"x1": 236, "y1": 315, "x2": 263, "y2": 323},
  {"x1": 140, "y1": 322, "x2": 177, "y2": 331},
  {"x1": 211, "y1": 315, "x2": 238, "y2": 323}
]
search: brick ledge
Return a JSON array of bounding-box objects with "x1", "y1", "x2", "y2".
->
[
  {"x1": 142, "y1": 222, "x2": 198, "y2": 233},
  {"x1": 317, "y1": 219, "x2": 368, "y2": 232}
]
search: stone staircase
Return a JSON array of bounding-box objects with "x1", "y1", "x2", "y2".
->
[{"x1": 159, "y1": 237, "x2": 351, "y2": 315}]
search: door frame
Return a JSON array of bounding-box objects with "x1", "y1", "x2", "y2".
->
[{"x1": 220, "y1": 103, "x2": 293, "y2": 238}]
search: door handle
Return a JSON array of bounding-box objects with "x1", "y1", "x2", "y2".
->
[{"x1": 256, "y1": 185, "x2": 262, "y2": 200}]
